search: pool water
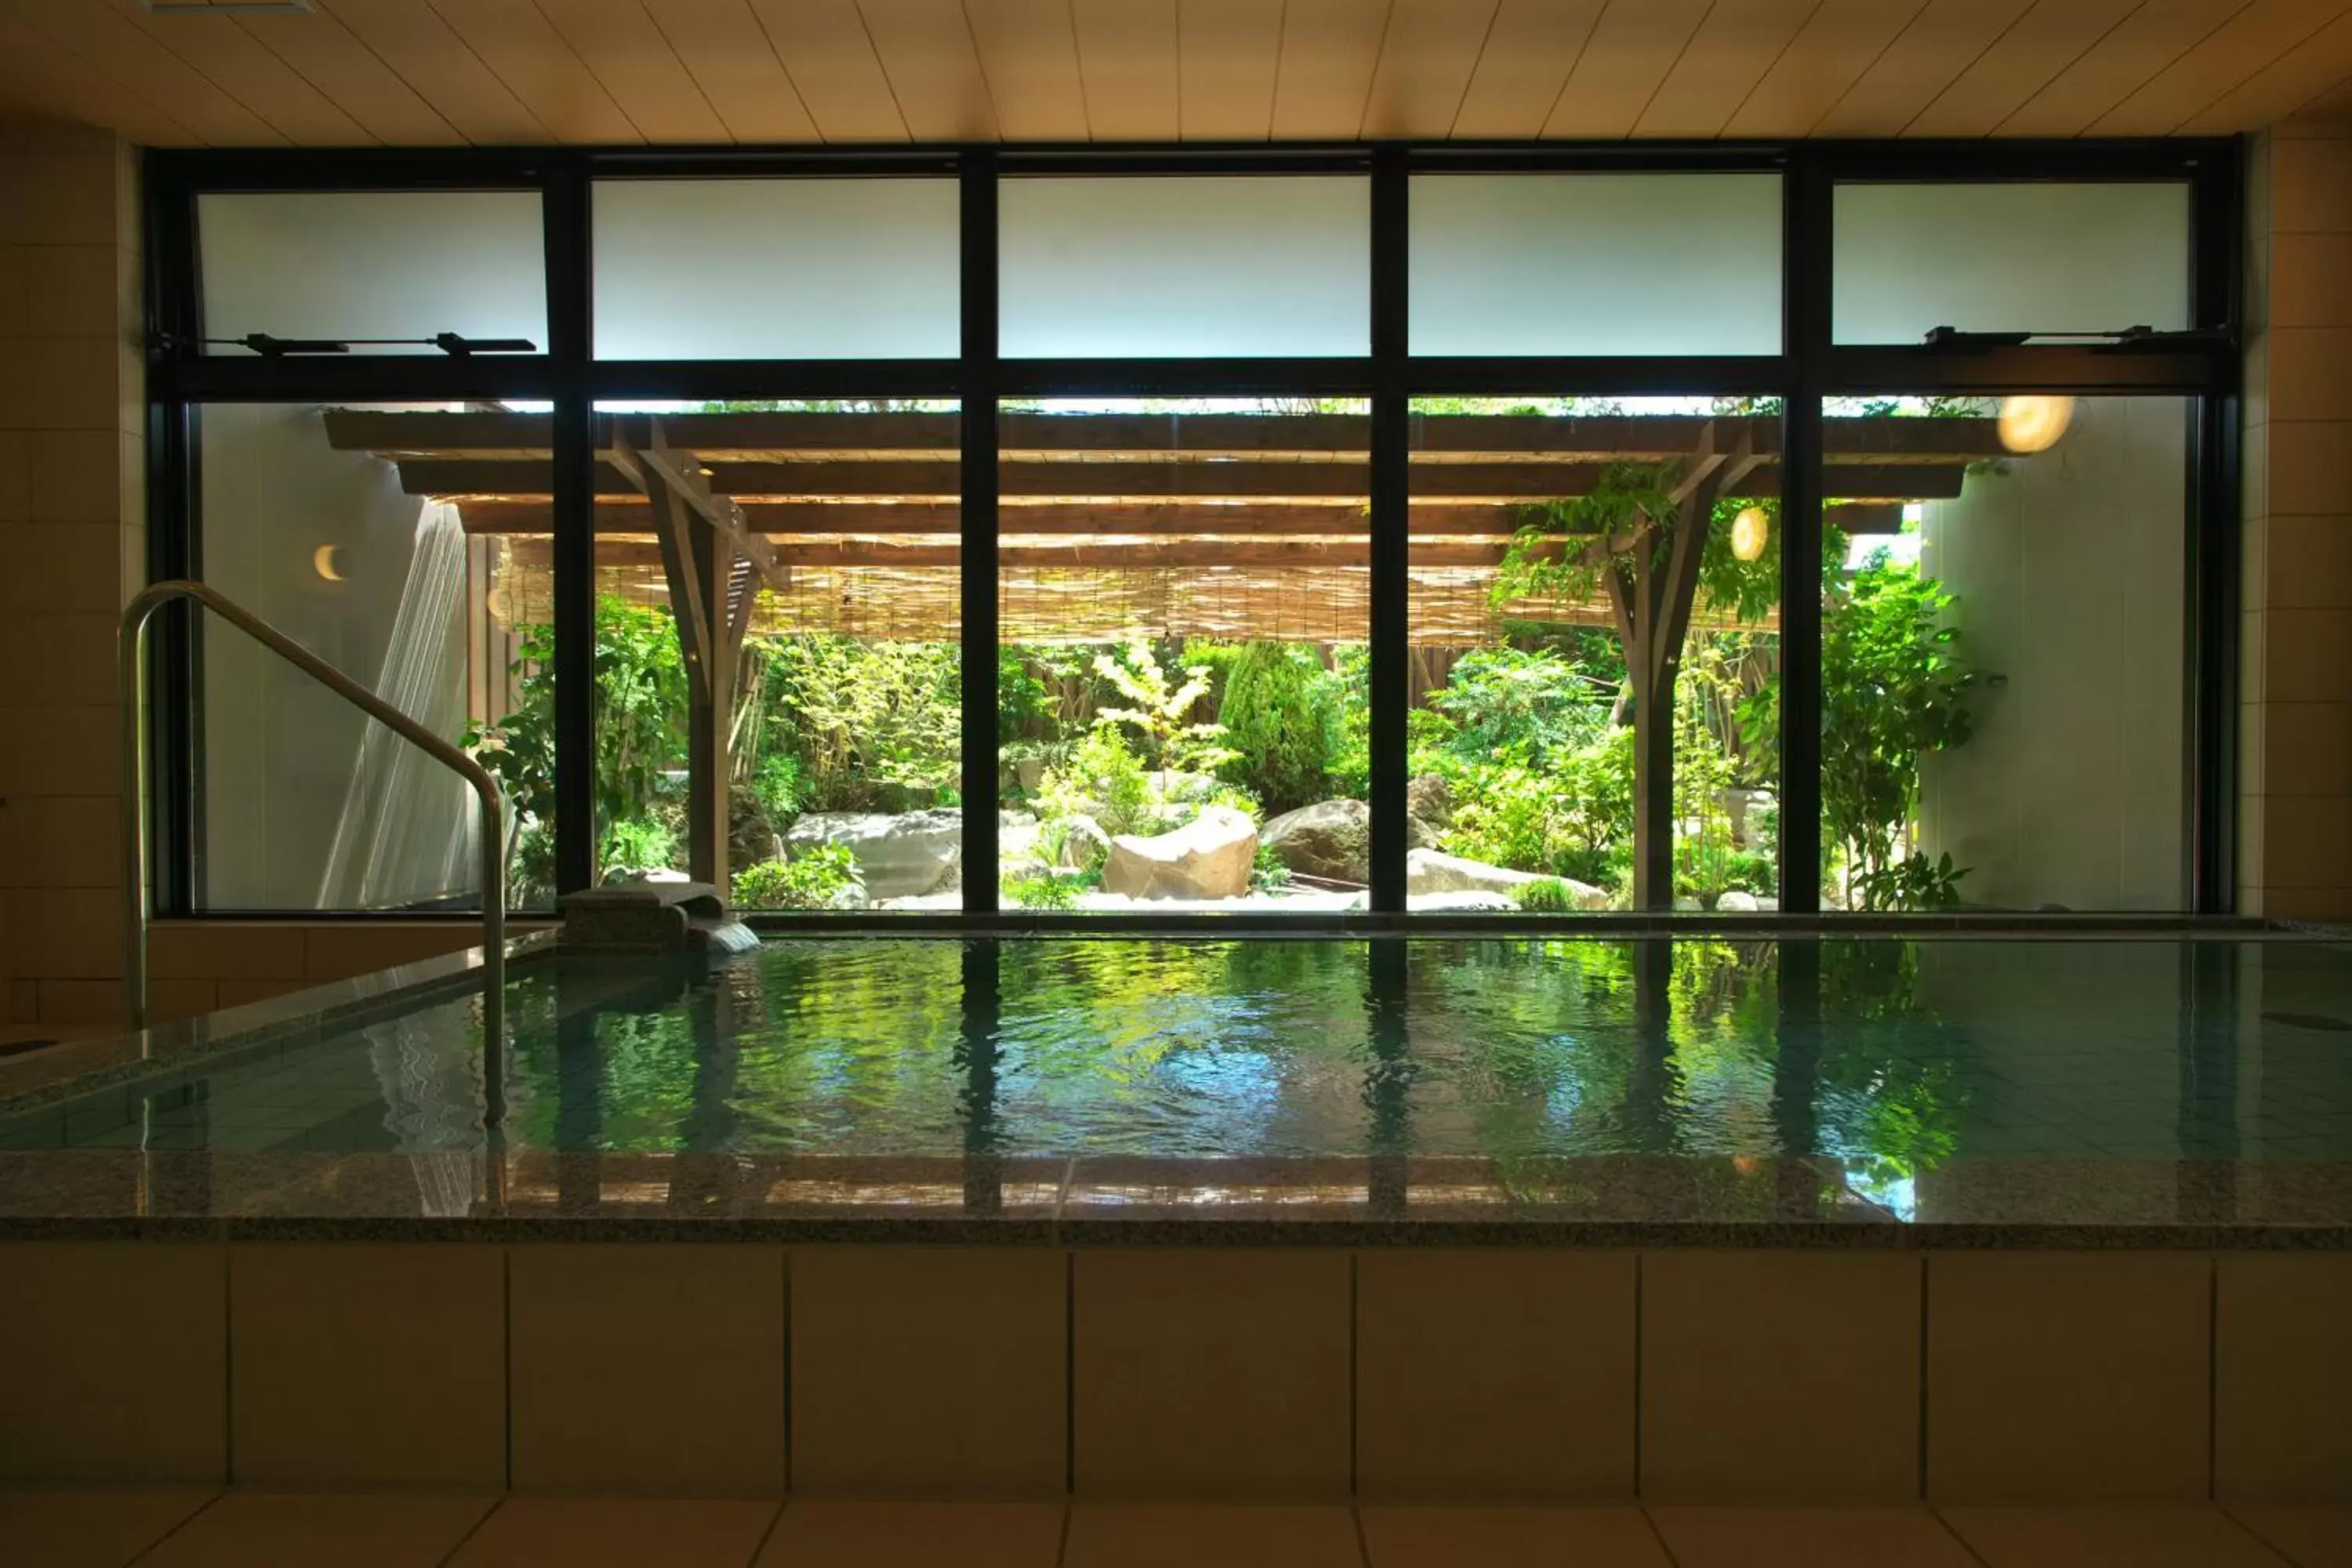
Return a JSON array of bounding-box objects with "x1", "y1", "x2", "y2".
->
[{"x1": 7, "y1": 938, "x2": 2352, "y2": 1178}]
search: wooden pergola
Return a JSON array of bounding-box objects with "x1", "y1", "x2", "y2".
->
[{"x1": 325, "y1": 407, "x2": 2007, "y2": 895}]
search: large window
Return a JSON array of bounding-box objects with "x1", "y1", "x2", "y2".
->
[
  {"x1": 1410, "y1": 173, "x2": 1782, "y2": 356},
  {"x1": 1815, "y1": 395, "x2": 2189, "y2": 913},
  {"x1": 194, "y1": 401, "x2": 549, "y2": 911},
  {"x1": 1405, "y1": 398, "x2": 1783, "y2": 914},
  {"x1": 153, "y1": 148, "x2": 2235, "y2": 920},
  {"x1": 592, "y1": 179, "x2": 959, "y2": 360},
  {"x1": 996, "y1": 400, "x2": 1370, "y2": 913},
  {"x1": 198, "y1": 191, "x2": 546, "y2": 355}
]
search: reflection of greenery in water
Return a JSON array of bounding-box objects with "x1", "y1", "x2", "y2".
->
[
  {"x1": 495, "y1": 938, "x2": 1962, "y2": 1166},
  {"x1": 1814, "y1": 940, "x2": 1964, "y2": 1208}
]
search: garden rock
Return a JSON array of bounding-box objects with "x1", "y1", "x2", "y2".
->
[
  {"x1": 1048, "y1": 815, "x2": 1113, "y2": 869},
  {"x1": 1405, "y1": 848, "x2": 1541, "y2": 897},
  {"x1": 1261, "y1": 799, "x2": 1370, "y2": 884},
  {"x1": 1406, "y1": 773, "x2": 1453, "y2": 825},
  {"x1": 786, "y1": 809, "x2": 962, "y2": 898},
  {"x1": 1102, "y1": 806, "x2": 1257, "y2": 899},
  {"x1": 1715, "y1": 889, "x2": 1764, "y2": 913},
  {"x1": 1412, "y1": 890, "x2": 1517, "y2": 913}
]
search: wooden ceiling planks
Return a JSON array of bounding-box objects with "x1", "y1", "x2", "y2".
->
[
  {"x1": 969, "y1": 0, "x2": 1093, "y2": 140},
  {"x1": 1067, "y1": 0, "x2": 1177, "y2": 142},
  {"x1": 1267, "y1": 0, "x2": 1393, "y2": 140},
  {"x1": 1359, "y1": 0, "x2": 1498, "y2": 141},
  {"x1": 0, "y1": 11, "x2": 198, "y2": 145},
  {"x1": 530, "y1": 0, "x2": 731, "y2": 143},
  {"x1": 314, "y1": 0, "x2": 551, "y2": 144},
  {"x1": 858, "y1": 0, "x2": 1002, "y2": 142},
  {"x1": 743, "y1": 0, "x2": 905, "y2": 141},
  {"x1": 2, "y1": 0, "x2": 286, "y2": 144},
  {"x1": 229, "y1": 4, "x2": 466, "y2": 144},
  {"x1": 2185, "y1": 6, "x2": 2352, "y2": 126},
  {"x1": 1719, "y1": 0, "x2": 1928, "y2": 139},
  {"x1": 1448, "y1": 0, "x2": 1603, "y2": 138},
  {"x1": 1634, "y1": 0, "x2": 1824, "y2": 140},
  {"x1": 2093, "y1": 0, "x2": 2352, "y2": 132},
  {"x1": 1809, "y1": 0, "x2": 2037, "y2": 136},
  {"x1": 1998, "y1": 0, "x2": 2252, "y2": 136},
  {"x1": 1541, "y1": 0, "x2": 1713, "y2": 139},
  {"x1": 636, "y1": 0, "x2": 819, "y2": 142},
  {"x1": 1905, "y1": 0, "x2": 2145, "y2": 137},
  {"x1": 1177, "y1": 0, "x2": 1287, "y2": 139},
  {"x1": 423, "y1": 0, "x2": 643, "y2": 143},
  {"x1": 103, "y1": 0, "x2": 371, "y2": 145}
]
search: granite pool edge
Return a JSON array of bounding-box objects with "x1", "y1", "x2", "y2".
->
[{"x1": 4, "y1": 1213, "x2": 2346, "y2": 1249}]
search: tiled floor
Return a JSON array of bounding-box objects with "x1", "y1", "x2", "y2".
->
[{"x1": 2, "y1": 1494, "x2": 2347, "y2": 1566}]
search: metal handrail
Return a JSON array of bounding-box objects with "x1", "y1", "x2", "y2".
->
[{"x1": 121, "y1": 580, "x2": 506, "y2": 1123}]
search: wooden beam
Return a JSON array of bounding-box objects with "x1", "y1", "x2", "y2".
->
[
  {"x1": 525, "y1": 539, "x2": 1655, "y2": 570},
  {"x1": 326, "y1": 406, "x2": 2009, "y2": 463},
  {"x1": 406, "y1": 459, "x2": 1968, "y2": 504}
]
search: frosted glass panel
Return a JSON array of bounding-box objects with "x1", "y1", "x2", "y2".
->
[
  {"x1": 594, "y1": 179, "x2": 960, "y2": 359},
  {"x1": 199, "y1": 191, "x2": 546, "y2": 354},
  {"x1": 1409, "y1": 173, "x2": 1783, "y2": 356},
  {"x1": 1834, "y1": 182, "x2": 2191, "y2": 344},
  {"x1": 1000, "y1": 176, "x2": 1369, "y2": 358}
]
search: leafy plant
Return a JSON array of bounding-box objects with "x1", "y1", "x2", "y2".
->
[
  {"x1": 751, "y1": 753, "x2": 808, "y2": 825},
  {"x1": 1744, "y1": 550, "x2": 1980, "y2": 909},
  {"x1": 1091, "y1": 637, "x2": 1239, "y2": 775},
  {"x1": 1251, "y1": 843, "x2": 1292, "y2": 893},
  {"x1": 756, "y1": 634, "x2": 960, "y2": 813},
  {"x1": 731, "y1": 844, "x2": 860, "y2": 910},
  {"x1": 1855, "y1": 850, "x2": 1966, "y2": 912},
  {"x1": 1213, "y1": 641, "x2": 1349, "y2": 814},
  {"x1": 1040, "y1": 727, "x2": 1153, "y2": 837},
  {"x1": 601, "y1": 815, "x2": 678, "y2": 874},
  {"x1": 1512, "y1": 877, "x2": 1575, "y2": 913},
  {"x1": 466, "y1": 595, "x2": 688, "y2": 900},
  {"x1": 1425, "y1": 646, "x2": 1611, "y2": 768},
  {"x1": 1004, "y1": 869, "x2": 1079, "y2": 910}
]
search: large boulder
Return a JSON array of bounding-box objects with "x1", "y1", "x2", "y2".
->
[
  {"x1": 1406, "y1": 774, "x2": 1452, "y2": 850},
  {"x1": 785, "y1": 809, "x2": 962, "y2": 898},
  {"x1": 1406, "y1": 848, "x2": 1542, "y2": 898},
  {"x1": 1405, "y1": 848, "x2": 1609, "y2": 909},
  {"x1": 1102, "y1": 806, "x2": 1258, "y2": 900},
  {"x1": 1261, "y1": 798, "x2": 1370, "y2": 884}
]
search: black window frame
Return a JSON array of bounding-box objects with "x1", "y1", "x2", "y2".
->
[{"x1": 142, "y1": 136, "x2": 2243, "y2": 926}]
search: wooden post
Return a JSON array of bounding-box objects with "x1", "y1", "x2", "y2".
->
[{"x1": 1627, "y1": 425, "x2": 1757, "y2": 912}]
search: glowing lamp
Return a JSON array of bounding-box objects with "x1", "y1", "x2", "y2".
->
[
  {"x1": 311, "y1": 544, "x2": 343, "y2": 582},
  {"x1": 1729, "y1": 506, "x2": 1769, "y2": 562},
  {"x1": 1997, "y1": 394, "x2": 2074, "y2": 454}
]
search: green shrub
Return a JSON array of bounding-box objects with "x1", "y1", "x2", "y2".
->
[
  {"x1": 1251, "y1": 843, "x2": 1291, "y2": 893},
  {"x1": 601, "y1": 815, "x2": 678, "y2": 874},
  {"x1": 1512, "y1": 877, "x2": 1575, "y2": 913},
  {"x1": 1004, "y1": 870, "x2": 1079, "y2": 910},
  {"x1": 1214, "y1": 641, "x2": 1346, "y2": 814},
  {"x1": 751, "y1": 753, "x2": 807, "y2": 824},
  {"x1": 1425, "y1": 645, "x2": 1610, "y2": 768},
  {"x1": 1040, "y1": 728, "x2": 1153, "y2": 837},
  {"x1": 1091, "y1": 638, "x2": 1238, "y2": 775},
  {"x1": 754, "y1": 634, "x2": 960, "y2": 814},
  {"x1": 731, "y1": 844, "x2": 859, "y2": 910}
]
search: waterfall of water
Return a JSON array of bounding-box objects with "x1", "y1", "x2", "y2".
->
[{"x1": 318, "y1": 500, "x2": 477, "y2": 908}]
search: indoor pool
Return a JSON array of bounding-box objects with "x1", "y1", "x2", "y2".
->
[{"x1": 5, "y1": 937, "x2": 2352, "y2": 1180}]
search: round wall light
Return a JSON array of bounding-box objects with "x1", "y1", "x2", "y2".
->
[
  {"x1": 311, "y1": 544, "x2": 344, "y2": 582},
  {"x1": 1997, "y1": 394, "x2": 2075, "y2": 454},
  {"x1": 1730, "y1": 505, "x2": 1770, "y2": 562}
]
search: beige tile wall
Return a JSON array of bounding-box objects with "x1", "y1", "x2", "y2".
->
[
  {"x1": 0, "y1": 1242, "x2": 2341, "y2": 1501},
  {"x1": 0, "y1": 122, "x2": 143, "y2": 1026},
  {"x1": 2244, "y1": 119, "x2": 2352, "y2": 918}
]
